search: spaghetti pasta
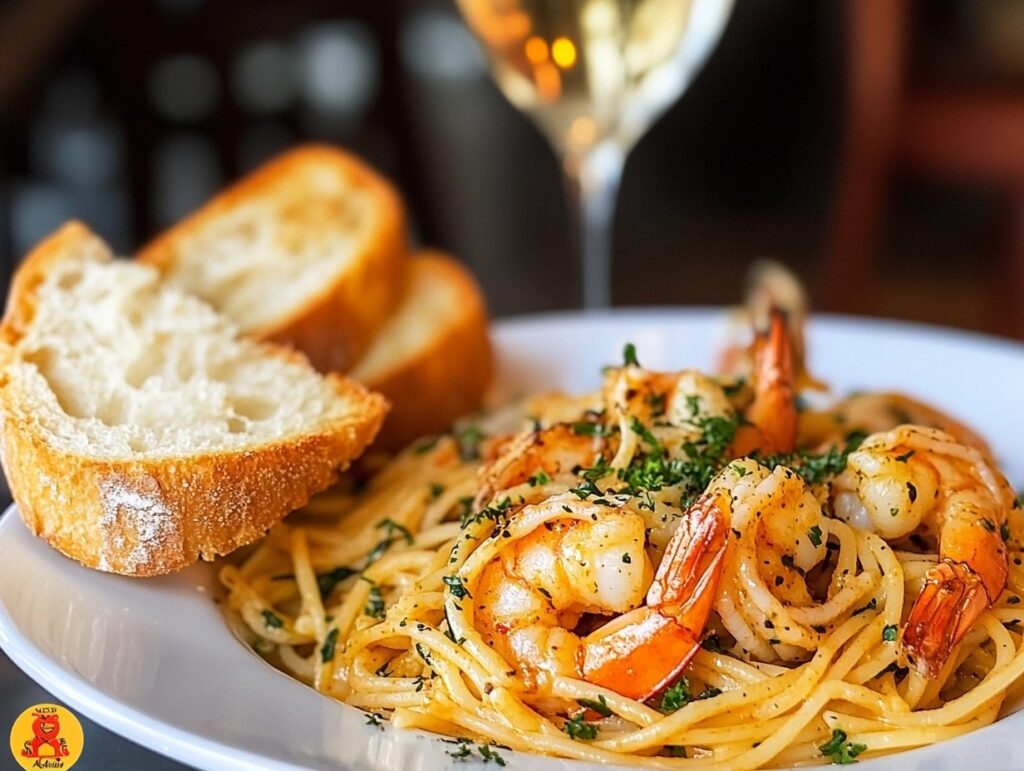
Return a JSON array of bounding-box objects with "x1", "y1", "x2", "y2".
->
[{"x1": 220, "y1": 358, "x2": 1024, "y2": 769}]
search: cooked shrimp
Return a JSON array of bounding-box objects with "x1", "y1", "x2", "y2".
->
[
  {"x1": 720, "y1": 260, "x2": 824, "y2": 393},
  {"x1": 698, "y1": 458, "x2": 850, "y2": 662},
  {"x1": 832, "y1": 424, "x2": 1014, "y2": 676},
  {"x1": 474, "y1": 494, "x2": 727, "y2": 702},
  {"x1": 730, "y1": 308, "x2": 798, "y2": 456},
  {"x1": 602, "y1": 366, "x2": 735, "y2": 468},
  {"x1": 474, "y1": 423, "x2": 608, "y2": 509}
]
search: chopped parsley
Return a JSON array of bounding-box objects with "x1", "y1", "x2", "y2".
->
[
  {"x1": 577, "y1": 695, "x2": 612, "y2": 717},
  {"x1": 462, "y1": 497, "x2": 512, "y2": 529},
  {"x1": 528, "y1": 469, "x2": 551, "y2": 486},
  {"x1": 478, "y1": 745, "x2": 507, "y2": 766},
  {"x1": 429, "y1": 482, "x2": 445, "y2": 500},
  {"x1": 894, "y1": 450, "x2": 915, "y2": 463},
  {"x1": 364, "y1": 711, "x2": 385, "y2": 729},
  {"x1": 363, "y1": 578, "x2": 386, "y2": 619},
  {"x1": 320, "y1": 628, "x2": 339, "y2": 662},
  {"x1": 808, "y1": 525, "x2": 823, "y2": 547},
  {"x1": 317, "y1": 566, "x2": 358, "y2": 597},
  {"x1": 377, "y1": 518, "x2": 414, "y2": 544},
  {"x1": 447, "y1": 740, "x2": 472, "y2": 760},
  {"x1": 570, "y1": 479, "x2": 601, "y2": 499},
  {"x1": 446, "y1": 739, "x2": 506, "y2": 765},
  {"x1": 760, "y1": 432, "x2": 866, "y2": 486},
  {"x1": 261, "y1": 610, "x2": 283, "y2": 629},
  {"x1": 629, "y1": 416, "x2": 662, "y2": 450},
  {"x1": 882, "y1": 624, "x2": 898, "y2": 643},
  {"x1": 658, "y1": 677, "x2": 721, "y2": 713},
  {"x1": 613, "y1": 411, "x2": 742, "y2": 508},
  {"x1": 571, "y1": 421, "x2": 603, "y2": 437},
  {"x1": 443, "y1": 575, "x2": 472, "y2": 600},
  {"x1": 563, "y1": 713, "x2": 597, "y2": 741},
  {"x1": 819, "y1": 728, "x2": 866, "y2": 764},
  {"x1": 413, "y1": 436, "x2": 439, "y2": 454},
  {"x1": 456, "y1": 424, "x2": 485, "y2": 460},
  {"x1": 365, "y1": 518, "x2": 415, "y2": 566},
  {"x1": 622, "y1": 342, "x2": 640, "y2": 367}
]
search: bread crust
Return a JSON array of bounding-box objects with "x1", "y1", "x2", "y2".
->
[
  {"x1": 0, "y1": 222, "x2": 389, "y2": 576},
  {"x1": 354, "y1": 253, "x2": 492, "y2": 450},
  {"x1": 138, "y1": 145, "x2": 409, "y2": 372}
]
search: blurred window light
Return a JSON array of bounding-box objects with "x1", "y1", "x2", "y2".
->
[
  {"x1": 151, "y1": 133, "x2": 222, "y2": 226},
  {"x1": 237, "y1": 122, "x2": 296, "y2": 171},
  {"x1": 231, "y1": 41, "x2": 295, "y2": 113},
  {"x1": 10, "y1": 182, "x2": 131, "y2": 257},
  {"x1": 399, "y1": 9, "x2": 485, "y2": 82},
  {"x1": 148, "y1": 54, "x2": 220, "y2": 123},
  {"x1": 30, "y1": 119, "x2": 123, "y2": 189},
  {"x1": 10, "y1": 184, "x2": 76, "y2": 258},
  {"x1": 296, "y1": 22, "x2": 378, "y2": 118},
  {"x1": 42, "y1": 70, "x2": 101, "y2": 121}
]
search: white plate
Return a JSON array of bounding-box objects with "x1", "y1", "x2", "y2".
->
[{"x1": 2, "y1": 309, "x2": 1024, "y2": 771}]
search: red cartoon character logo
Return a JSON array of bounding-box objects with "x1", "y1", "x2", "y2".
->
[
  {"x1": 21, "y1": 710, "x2": 69, "y2": 759},
  {"x1": 9, "y1": 704, "x2": 82, "y2": 769}
]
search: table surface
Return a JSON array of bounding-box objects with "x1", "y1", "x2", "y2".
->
[{"x1": 0, "y1": 507, "x2": 192, "y2": 770}]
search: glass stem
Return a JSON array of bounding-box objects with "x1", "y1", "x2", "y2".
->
[{"x1": 564, "y1": 142, "x2": 625, "y2": 309}]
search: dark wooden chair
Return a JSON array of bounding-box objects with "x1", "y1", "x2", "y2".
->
[{"x1": 824, "y1": 0, "x2": 1024, "y2": 336}]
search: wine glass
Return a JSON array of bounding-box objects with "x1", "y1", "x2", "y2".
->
[{"x1": 456, "y1": 0, "x2": 734, "y2": 308}]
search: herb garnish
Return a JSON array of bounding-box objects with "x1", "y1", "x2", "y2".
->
[
  {"x1": 808, "y1": 525, "x2": 823, "y2": 547},
  {"x1": 320, "y1": 628, "x2": 339, "y2": 662},
  {"x1": 456, "y1": 424, "x2": 485, "y2": 460},
  {"x1": 362, "y1": 578, "x2": 386, "y2": 619},
  {"x1": 819, "y1": 728, "x2": 866, "y2": 764},
  {"x1": 622, "y1": 342, "x2": 640, "y2": 367},
  {"x1": 563, "y1": 713, "x2": 598, "y2": 740},
  {"x1": 577, "y1": 695, "x2": 612, "y2": 717},
  {"x1": 317, "y1": 566, "x2": 357, "y2": 597},
  {"x1": 443, "y1": 575, "x2": 472, "y2": 600},
  {"x1": 365, "y1": 518, "x2": 415, "y2": 566},
  {"x1": 658, "y1": 677, "x2": 720, "y2": 713}
]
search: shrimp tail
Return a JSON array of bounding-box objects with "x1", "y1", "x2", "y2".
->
[
  {"x1": 732, "y1": 308, "x2": 797, "y2": 457},
  {"x1": 900, "y1": 560, "x2": 996, "y2": 678},
  {"x1": 583, "y1": 495, "x2": 728, "y2": 700}
]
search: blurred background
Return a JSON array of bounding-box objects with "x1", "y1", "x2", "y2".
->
[
  {"x1": 3, "y1": 0, "x2": 1024, "y2": 332},
  {"x1": 2, "y1": 1, "x2": 1024, "y2": 767}
]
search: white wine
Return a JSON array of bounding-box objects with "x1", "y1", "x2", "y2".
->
[
  {"x1": 456, "y1": 0, "x2": 731, "y2": 308},
  {"x1": 458, "y1": 0, "x2": 707, "y2": 158}
]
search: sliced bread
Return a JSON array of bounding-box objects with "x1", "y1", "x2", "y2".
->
[
  {"x1": 138, "y1": 144, "x2": 408, "y2": 372},
  {"x1": 0, "y1": 222, "x2": 388, "y2": 576},
  {"x1": 351, "y1": 251, "x2": 492, "y2": 450}
]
